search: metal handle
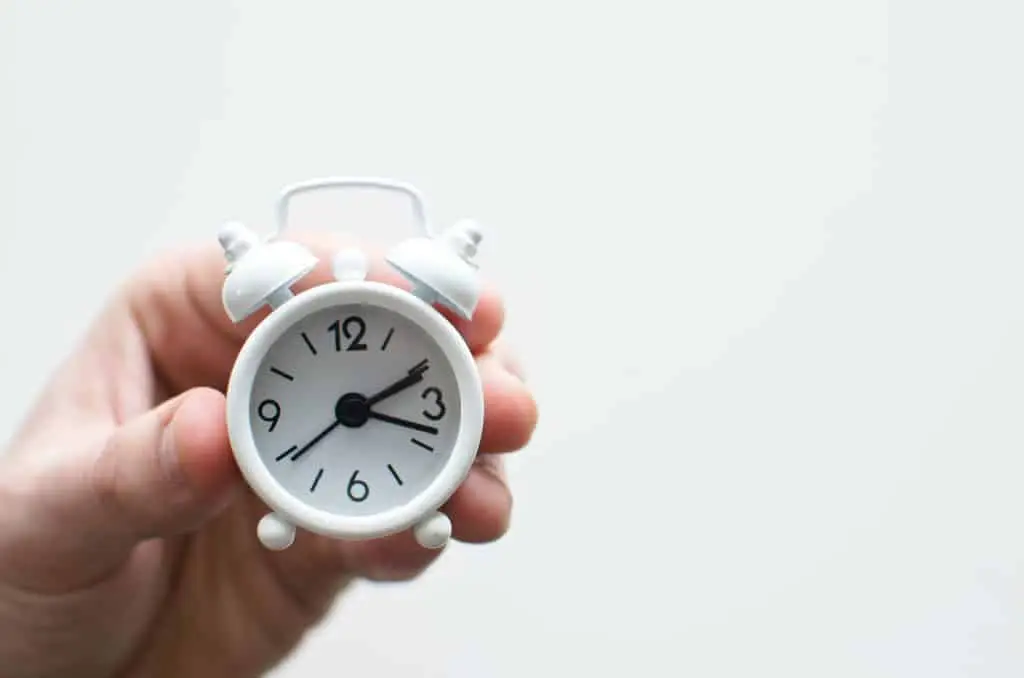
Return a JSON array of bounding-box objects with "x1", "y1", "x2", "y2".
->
[{"x1": 275, "y1": 176, "x2": 432, "y2": 237}]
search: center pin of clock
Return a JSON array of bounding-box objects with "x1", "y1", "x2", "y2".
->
[{"x1": 335, "y1": 393, "x2": 370, "y2": 428}]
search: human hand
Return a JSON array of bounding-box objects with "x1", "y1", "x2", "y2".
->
[{"x1": 0, "y1": 232, "x2": 538, "y2": 678}]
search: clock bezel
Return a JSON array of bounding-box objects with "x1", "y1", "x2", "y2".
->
[{"x1": 225, "y1": 280, "x2": 484, "y2": 540}]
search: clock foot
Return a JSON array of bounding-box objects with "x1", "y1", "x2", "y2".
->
[
  {"x1": 258, "y1": 512, "x2": 296, "y2": 551},
  {"x1": 413, "y1": 511, "x2": 451, "y2": 549}
]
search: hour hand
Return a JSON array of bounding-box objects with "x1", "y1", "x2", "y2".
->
[
  {"x1": 365, "y1": 359, "x2": 429, "y2": 407},
  {"x1": 367, "y1": 411, "x2": 438, "y2": 435}
]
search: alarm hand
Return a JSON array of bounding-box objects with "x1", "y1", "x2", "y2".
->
[
  {"x1": 365, "y1": 358, "x2": 430, "y2": 407},
  {"x1": 367, "y1": 411, "x2": 438, "y2": 435}
]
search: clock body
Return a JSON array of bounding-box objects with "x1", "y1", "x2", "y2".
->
[{"x1": 224, "y1": 281, "x2": 484, "y2": 541}]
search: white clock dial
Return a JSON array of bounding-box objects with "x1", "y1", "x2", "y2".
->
[{"x1": 247, "y1": 303, "x2": 463, "y2": 517}]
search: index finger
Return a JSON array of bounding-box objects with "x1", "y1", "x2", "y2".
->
[{"x1": 126, "y1": 230, "x2": 506, "y2": 394}]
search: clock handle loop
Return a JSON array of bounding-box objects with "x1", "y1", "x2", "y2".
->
[{"x1": 274, "y1": 177, "x2": 434, "y2": 238}]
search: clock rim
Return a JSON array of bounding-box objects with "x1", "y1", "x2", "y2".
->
[{"x1": 224, "y1": 280, "x2": 484, "y2": 540}]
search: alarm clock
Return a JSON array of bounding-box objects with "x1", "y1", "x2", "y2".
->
[{"x1": 216, "y1": 177, "x2": 486, "y2": 552}]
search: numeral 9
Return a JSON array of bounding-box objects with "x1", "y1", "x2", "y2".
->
[{"x1": 258, "y1": 399, "x2": 281, "y2": 431}]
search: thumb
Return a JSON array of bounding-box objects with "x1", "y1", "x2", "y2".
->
[
  {"x1": 87, "y1": 387, "x2": 240, "y2": 546},
  {"x1": 20, "y1": 388, "x2": 240, "y2": 590},
  {"x1": 0, "y1": 388, "x2": 241, "y2": 592}
]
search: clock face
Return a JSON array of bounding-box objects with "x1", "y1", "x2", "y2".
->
[{"x1": 247, "y1": 303, "x2": 463, "y2": 517}]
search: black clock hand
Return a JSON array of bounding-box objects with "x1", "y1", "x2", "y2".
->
[
  {"x1": 287, "y1": 362, "x2": 433, "y2": 462},
  {"x1": 289, "y1": 419, "x2": 343, "y2": 461},
  {"x1": 365, "y1": 359, "x2": 430, "y2": 407},
  {"x1": 367, "y1": 411, "x2": 439, "y2": 435}
]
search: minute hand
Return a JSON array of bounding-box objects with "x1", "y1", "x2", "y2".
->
[
  {"x1": 289, "y1": 419, "x2": 343, "y2": 461},
  {"x1": 365, "y1": 360, "x2": 429, "y2": 407}
]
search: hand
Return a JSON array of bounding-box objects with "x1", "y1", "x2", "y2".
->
[
  {"x1": 288, "y1": 409, "x2": 436, "y2": 467},
  {"x1": 289, "y1": 360, "x2": 436, "y2": 462},
  {"x1": 365, "y1": 358, "x2": 430, "y2": 407},
  {"x1": 287, "y1": 417, "x2": 344, "y2": 462},
  {"x1": 0, "y1": 231, "x2": 538, "y2": 678},
  {"x1": 366, "y1": 410, "x2": 439, "y2": 435}
]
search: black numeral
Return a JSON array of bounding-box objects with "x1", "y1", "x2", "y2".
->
[
  {"x1": 421, "y1": 387, "x2": 446, "y2": 421},
  {"x1": 258, "y1": 399, "x2": 281, "y2": 431},
  {"x1": 343, "y1": 316, "x2": 368, "y2": 350},
  {"x1": 347, "y1": 470, "x2": 369, "y2": 502},
  {"x1": 329, "y1": 316, "x2": 368, "y2": 351}
]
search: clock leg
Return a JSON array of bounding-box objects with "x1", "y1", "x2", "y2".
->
[
  {"x1": 257, "y1": 511, "x2": 296, "y2": 551},
  {"x1": 413, "y1": 511, "x2": 452, "y2": 549}
]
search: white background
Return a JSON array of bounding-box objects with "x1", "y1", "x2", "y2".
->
[{"x1": 4, "y1": 1, "x2": 1024, "y2": 676}]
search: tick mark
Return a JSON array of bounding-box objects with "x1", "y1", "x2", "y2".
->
[
  {"x1": 301, "y1": 332, "x2": 318, "y2": 355},
  {"x1": 310, "y1": 468, "x2": 324, "y2": 492},
  {"x1": 387, "y1": 463, "x2": 403, "y2": 485},
  {"x1": 381, "y1": 328, "x2": 395, "y2": 351},
  {"x1": 410, "y1": 358, "x2": 429, "y2": 375},
  {"x1": 411, "y1": 438, "x2": 434, "y2": 452},
  {"x1": 270, "y1": 366, "x2": 294, "y2": 381},
  {"x1": 276, "y1": 445, "x2": 298, "y2": 462}
]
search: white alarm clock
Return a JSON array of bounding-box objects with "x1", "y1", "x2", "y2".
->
[{"x1": 217, "y1": 177, "x2": 485, "y2": 552}]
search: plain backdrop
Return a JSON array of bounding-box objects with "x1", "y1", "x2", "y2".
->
[{"x1": 4, "y1": 1, "x2": 1024, "y2": 676}]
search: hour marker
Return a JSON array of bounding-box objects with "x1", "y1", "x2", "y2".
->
[
  {"x1": 387, "y1": 463, "x2": 403, "y2": 485},
  {"x1": 411, "y1": 438, "x2": 434, "y2": 452},
  {"x1": 411, "y1": 358, "x2": 429, "y2": 375},
  {"x1": 275, "y1": 445, "x2": 298, "y2": 462},
  {"x1": 270, "y1": 366, "x2": 294, "y2": 381},
  {"x1": 310, "y1": 468, "x2": 324, "y2": 492},
  {"x1": 301, "y1": 332, "x2": 318, "y2": 355},
  {"x1": 381, "y1": 328, "x2": 395, "y2": 351}
]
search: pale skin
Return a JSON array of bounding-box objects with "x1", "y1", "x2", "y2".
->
[{"x1": 0, "y1": 232, "x2": 538, "y2": 678}]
